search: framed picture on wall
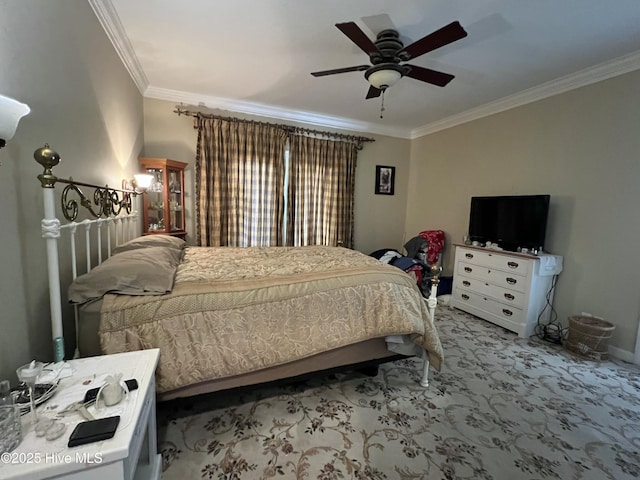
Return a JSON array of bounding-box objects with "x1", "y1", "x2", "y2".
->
[{"x1": 375, "y1": 165, "x2": 395, "y2": 195}]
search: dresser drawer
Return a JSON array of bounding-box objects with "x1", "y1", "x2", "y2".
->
[
  {"x1": 452, "y1": 289, "x2": 525, "y2": 325},
  {"x1": 457, "y1": 261, "x2": 530, "y2": 293},
  {"x1": 454, "y1": 275, "x2": 527, "y2": 307},
  {"x1": 457, "y1": 248, "x2": 531, "y2": 276}
]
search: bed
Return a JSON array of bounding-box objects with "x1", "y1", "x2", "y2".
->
[{"x1": 34, "y1": 145, "x2": 444, "y2": 401}]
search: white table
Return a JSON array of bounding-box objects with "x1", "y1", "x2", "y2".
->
[{"x1": 0, "y1": 349, "x2": 161, "y2": 480}]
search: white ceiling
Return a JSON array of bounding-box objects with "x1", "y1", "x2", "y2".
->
[{"x1": 92, "y1": 0, "x2": 640, "y2": 139}]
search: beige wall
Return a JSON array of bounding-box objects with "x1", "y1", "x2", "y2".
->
[
  {"x1": 0, "y1": 0, "x2": 144, "y2": 382},
  {"x1": 406, "y1": 69, "x2": 640, "y2": 355},
  {"x1": 142, "y1": 98, "x2": 411, "y2": 255}
]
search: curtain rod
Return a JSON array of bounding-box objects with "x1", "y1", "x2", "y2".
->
[{"x1": 173, "y1": 106, "x2": 375, "y2": 149}]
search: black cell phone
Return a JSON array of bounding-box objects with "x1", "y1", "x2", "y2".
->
[
  {"x1": 83, "y1": 378, "x2": 139, "y2": 404},
  {"x1": 67, "y1": 415, "x2": 120, "y2": 447}
]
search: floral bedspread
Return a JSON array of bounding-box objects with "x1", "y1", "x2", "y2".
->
[{"x1": 99, "y1": 246, "x2": 443, "y2": 393}]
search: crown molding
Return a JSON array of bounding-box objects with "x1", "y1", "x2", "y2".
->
[
  {"x1": 147, "y1": 48, "x2": 640, "y2": 140},
  {"x1": 144, "y1": 86, "x2": 412, "y2": 139},
  {"x1": 88, "y1": 0, "x2": 149, "y2": 94},
  {"x1": 410, "y1": 50, "x2": 640, "y2": 139},
  {"x1": 90, "y1": 0, "x2": 640, "y2": 141},
  {"x1": 140, "y1": 49, "x2": 640, "y2": 140}
]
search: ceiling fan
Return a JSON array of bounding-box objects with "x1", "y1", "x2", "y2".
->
[{"x1": 311, "y1": 20, "x2": 468, "y2": 99}]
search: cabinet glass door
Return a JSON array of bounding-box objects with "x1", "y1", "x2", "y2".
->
[
  {"x1": 167, "y1": 168, "x2": 183, "y2": 232},
  {"x1": 146, "y1": 168, "x2": 165, "y2": 232}
]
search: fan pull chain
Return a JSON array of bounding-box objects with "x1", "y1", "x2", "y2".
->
[{"x1": 380, "y1": 89, "x2": 386, "y2": 119}]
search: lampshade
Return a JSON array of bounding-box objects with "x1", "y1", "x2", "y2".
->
[
  {"x1": 0, "y1": 95, "x2": 30, "y2": 147},
  {"x1": 133, "y1": 173, "x2": 154, "y2": 192},
  {"x1": 366, "y1": 68, "x2": 403, "y2": 90}
]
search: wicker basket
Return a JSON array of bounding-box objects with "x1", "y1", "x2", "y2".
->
[{"x1": 565, "y1": 315, "x2": 615, "y2": 361}]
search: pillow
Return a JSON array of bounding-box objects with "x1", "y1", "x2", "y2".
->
[
  {"x1": 68, "y1": 246, "x2": 180, "y2": 303},
  {"x1": 112, "y1": 234, "x2": 185, "y2": 254}
]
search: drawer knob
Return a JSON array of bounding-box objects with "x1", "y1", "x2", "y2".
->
[
  {"x1": 463, "y1": 280, "x2": 470, "y2": 287},
  {"x1": 507, "y1": 261, "x2": 519, "y2": 269},
  {"x1": 461, "y1": 294, "x2": 470, "y2": 300},
  {"x1": 465, "y1": 253, "x2": 474, "y2": 259},
  {"x1": 502, "y1": 309, "x2": 513, "y2": 317},
  {"x1": 506, "y1": 277, "x2": 517, "y2": 285},
  {"x1": 464, "y1": 267, "x2": 472, "y2": 273},
  {"x1": 504, "y1": 293, "x2": 515, "y2": 301}
]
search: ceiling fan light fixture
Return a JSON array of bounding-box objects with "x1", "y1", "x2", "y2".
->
[
  {"x1": 312, "y1": 20, "x2": 467, "y2": 104},
  {"x1": 366, "y1": 67, "x2": 403, "y2": 90}
]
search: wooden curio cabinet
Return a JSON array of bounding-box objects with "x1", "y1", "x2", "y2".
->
[{"x1": 139, "y1": 157, "x2": 188, "y2": 239}]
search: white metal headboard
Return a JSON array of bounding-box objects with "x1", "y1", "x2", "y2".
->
[{"x1": 34, "y1": 145, "x2": 140, "y2": 362}]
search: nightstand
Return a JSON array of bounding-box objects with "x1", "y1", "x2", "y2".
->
[{"x1": 0, "y1": 349, "x2": 161, "y2": 480}]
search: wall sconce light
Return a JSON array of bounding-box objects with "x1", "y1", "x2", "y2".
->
[
  {"x1": 0, "y1": 94, "x2": 31, "y2": 149},
  {"x1": 122, "y1": 173, "x2": 154, "y2": 194},
  {"x1": 133, "y1": 173, "x2": 154, "y2": 193}
]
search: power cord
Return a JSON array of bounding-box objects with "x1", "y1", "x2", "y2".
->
[{"x1": 534, "y1": 275, "x2": 566, "y2": 345}]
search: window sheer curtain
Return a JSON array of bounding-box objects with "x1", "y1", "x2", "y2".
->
[
  {"x1": 286, "y1": 136, "x2": 357, "y2": 248},
  {"x1": 195, "y1": 116, "x2": 288, "y2": 246}
]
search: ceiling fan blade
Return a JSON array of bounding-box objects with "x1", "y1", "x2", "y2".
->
[
  {"x1": 311, "y1": 65, "x2": 369, "y2": 77},
  {"x1": 366, "y1": 85, "x2": 382, "y2": 99},
  {"x1": 404, "y1": 65, "x2": 455, "y2": 87},
  {"x1": 399, "y1": 21, "x2": 467, "y2": 60},
  {"x1": 336, "y1": 22, "x2": 380, "y2": 56}
]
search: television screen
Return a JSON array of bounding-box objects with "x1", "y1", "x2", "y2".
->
[{"x1": 468, "y1": 195, "x2": 550, "y2": 252}]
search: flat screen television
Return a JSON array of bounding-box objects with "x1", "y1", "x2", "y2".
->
[{"x1": 468, "y1": 195, "x2": 550, "y2": 252}]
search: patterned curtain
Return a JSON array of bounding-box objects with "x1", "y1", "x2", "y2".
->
[
  {"x1": 286, "y1": 136, "x2": 357, "y2": 248},
  {"x1": 195, "y1": 116, "x2": 288, "y2": 246}
]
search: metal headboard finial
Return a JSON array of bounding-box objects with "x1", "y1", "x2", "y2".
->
[{"x1": 34, "y1": 143, "x2": 61, "y2": 188}]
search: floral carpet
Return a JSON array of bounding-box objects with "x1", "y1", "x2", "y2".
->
[{"x1": 157, "y1": 308, "x2": 640, "y2": 480}]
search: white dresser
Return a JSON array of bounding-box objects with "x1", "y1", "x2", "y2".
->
[{"x1": 451, "y1": 244, "x2": 562, "y2": 338}]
